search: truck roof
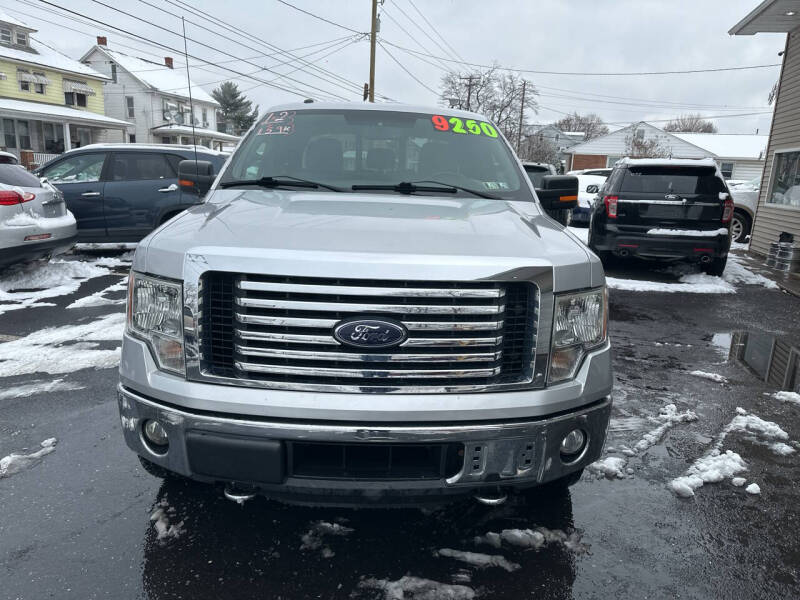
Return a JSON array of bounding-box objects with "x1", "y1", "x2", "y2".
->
[{"x1": 261, "y1": 101, "x2": 491, "y2": 122}]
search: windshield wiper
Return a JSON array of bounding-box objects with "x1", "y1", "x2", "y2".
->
[
  {"x1": 219, "y1": 175, "x2": 344, "y2": 192},
  {"x1": 352, "y1": 181, "x2": 498, "y2": 199}
]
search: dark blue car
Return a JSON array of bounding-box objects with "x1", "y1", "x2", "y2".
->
[{"x1": 36, "y1": 144, "x2": 227, "y2": 242}]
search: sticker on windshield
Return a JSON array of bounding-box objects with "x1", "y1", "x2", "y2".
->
[
  {"x1": 483, "y1": 181, "x2": 509, "y2": 190},
  {"x1": 431, "y1": 115, "x2": 498, "y2": 137},
  {"x1": 256, "y1": 110, "x2": 296, "y2": 135}
]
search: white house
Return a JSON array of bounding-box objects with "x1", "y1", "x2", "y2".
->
[
  {"x1": 566, "y1": 121, "x2": 767, "y2": 180},
  {"x1": 80, "y1": 37, "x2": 239, "y2": 149}
]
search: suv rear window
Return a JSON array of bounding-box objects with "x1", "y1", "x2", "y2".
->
[
  {"x1": 0, "y1": 164, "x2": 41, "y2": 187},
  {"x1": 620, "y1": 166, "x2": 725, "y2": 195}
]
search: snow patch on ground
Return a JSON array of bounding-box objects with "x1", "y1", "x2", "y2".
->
[
  {"x1": 774, "y1": 391, "x2": 800, "y2": 406},
  {"x1": 474, "y1": 527, "x2": 588, "y2": 554},
  {"x1": 633, "y1": 404, "x2": 698, "y2": 453},
  {"x1": 66, "y1": 278, "x2": 128, "y2": 309},
  {"x1": 746, "y1": 483, "x2": 761, "y2": 495},
  {"x1": 689, "y1": 370, "x2": 728, "y2": 384},
  {"x1": 731, "y1": 477, "x2": 747, "y2": 487},
  {"x1": 74, "y1": 242, "x2": 137, "y2": 251},
  {"x1": 300, "y1": 521, "x2": 354, "y2": 557},
  {"x1": 436, "y1": 548, "x2": 520, "y2": 572},
  {"x1": 587, "y1": 456, "x2": 628, "y2": 479},
  {"x1": 0, "y1": 438, "x2": 57, "y2": 478},
  {"x1": 722, "y1": 254, "x2": 779, "y2": 289},
  {"x1": 359, "y1": 576, "x2": 476, "y2": 600},
  {"x1": 0, "y1": 378, "x2": 84, "y2": 400},
  {"x1": 150, "y1": 497, "x2": 184, "y2": 543},
  {"x1": 607, "y1": 276, "x2": 735, "y2": 294},
  {"x1": 0, "y1": 312, "x2": 124, "y2": 377}
]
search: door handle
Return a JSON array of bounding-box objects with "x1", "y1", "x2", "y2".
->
[
  {"x1": 81, "y1": 191, "x2": 101, "y2": 197},
  {"x1": 158, "y1": 184, "x2": 179, "y2": 193}
]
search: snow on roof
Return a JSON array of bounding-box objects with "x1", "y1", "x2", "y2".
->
[
  {"x1": 0, "y1": 98, "x2": 129, "y2": 128},
  {"x1": 151, "y1": 124, "x2": 239, "y2": 141},
  {"x1": 0, "y1": 37, "x2": 108, "y2": 80},
  {"x1": 78, "y1": 142, "x2": 229, "y2": 155},
  {"x1": 97, "y1": 48, "x2": 217, "y2": 105},
  {"x1": 619, "y1": 157, "x2": 720, "y2": 167},
  {"x1": 0, "y1": 10, "x2": 32, "y2": 29},
  {"x1": 671, "y1": 133, "x2": 768, "y2": 160}
]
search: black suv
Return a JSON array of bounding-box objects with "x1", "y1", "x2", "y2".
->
[{"x1": 587, "y1": 158, "x2": 733, "y2": 275}]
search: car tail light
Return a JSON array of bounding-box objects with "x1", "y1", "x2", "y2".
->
[
  {"x1": 721, "y1": 197, "x2": 734, "y2": 223},
  {"x1": 0, "y1": 190, "x2": 35, "y2": 205},
  {"x1": 604, "y1": 195, "x2": 618, "y2": 218}
]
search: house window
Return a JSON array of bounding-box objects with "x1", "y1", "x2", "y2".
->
[
  {"x1": 767, "y1": 150, "x2": 800, "y2": 208},
  {"x1": 720, "y1": 161, "x2": 734, "y2": 179},
  {"x1": 0, "y1": 28, "x2": 10, "y2": 44},
  {"x1": 129, "y1": 134, "x2": 136, "y2": 143},
  {"x1": 126, "y1": 96, "x2": 135, "y2": 118},
  {"x1": 2, "y1": 119, "x2": 15, "y2": 148},
  {"x1": 17, "y1": 69, "x2": 30, "y2": 92},
  {"x1": 17, "y1": 120, "x2": 31, "y2": 149},
  {"x1": 111, "y1": 62, "x2": 117, "y2": 83},
  {"x1": 202, "y1": 108, "x2": 208, "y2": 125},
  {"x1": 33, "y1": 72, "x2": 46, "y2": 94},
  {"x1": 65, "y1": 92, "x2": 87, "y2": 107},
  {"x1": 162, "y1": 136, "x2": 172, "y2": 144},
  {"x1": 606, "y1": 156, "x2": 622, "y2": 167},
  {"x1": 16, "y1": 31, "x2": 27, "y2": 46}
]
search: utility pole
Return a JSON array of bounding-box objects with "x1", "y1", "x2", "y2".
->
[
  {"x1": 516, "y1": 79, "x2": 527, "y2": 154},
  {"x1": 460, "y1": 75, "x2": 475, "y2": 111},
  {"x1": 368, "y1": 0, "x2": 378, "y2": 102}
]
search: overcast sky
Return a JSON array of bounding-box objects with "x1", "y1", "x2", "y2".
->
[{"x1": 7, "y1": 0, "x2": 786, "y2": 134}]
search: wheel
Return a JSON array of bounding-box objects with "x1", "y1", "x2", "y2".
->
[
  {"x1": 702, "y1": 256, "x2": 727, "y2": 277},
  {"x1": 138, "y1": 455, "x2": 181, "y2": 480},
  {"x1": 731, "y1": 210, "x2": 751, "y2": 243},
  {"x1": 546, "y1": 208, "x2": 571, "y2": 226}
]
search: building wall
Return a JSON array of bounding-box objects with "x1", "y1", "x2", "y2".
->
[
  {"x1": 750, "y1": 29, "x2": 800, "y2": 256},
  {"x1": 732, "y1": 159, "x2": 765, "y2": 181},
  {"x1": 0, "y1": 58, "x2": 106, "y2": 115},
  {"x1": 571, "y1": 154, "x2": 608, "y2": 170}
]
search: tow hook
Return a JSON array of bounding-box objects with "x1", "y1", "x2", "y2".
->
[
  {"x1": 224, "y1": 484, "x2": 256, "y2": 504},
  {"x1": 474, "y1": 487, "x2": 509, "y2": 506}
]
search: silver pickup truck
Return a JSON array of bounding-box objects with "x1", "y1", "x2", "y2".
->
[{"x1": 118, "y1": 103, "x2": 612, "y2": 506}]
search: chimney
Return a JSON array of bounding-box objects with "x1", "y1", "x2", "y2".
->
[
  {"x1": 97, "y1": 36, "x2": 107, "y2": 46},
  {"x1": 164, "y1": 56, "x2": 174, "y2": 69}
]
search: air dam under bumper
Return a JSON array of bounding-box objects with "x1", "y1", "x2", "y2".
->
[{"x1": 118, "y1": 385, "x2": 611, "y2": 505}]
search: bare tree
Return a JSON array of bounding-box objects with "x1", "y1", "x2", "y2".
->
[
  {"x1": 663, "y1": 113, "x2": 717, "y2": 133},
  {"x1": 552, "y1": 112, "x2": 609, "y2": 140},
  {"x1": 439, "y1": 65, "x2": 538, "y2": 144},
  {"x1": 624, "y1": 130, "x2": 672, "y2": 158},
  {"x1": 520, "y1": 133, "x2": 560, "y2": 165},
  {"x1": 768, "y1": 81, "x2": 779, "y2": 105}
]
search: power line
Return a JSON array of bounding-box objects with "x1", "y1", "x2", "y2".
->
[
  {"x1": 404, "y1": 0, "x2": 465, "y2": 63},
  {"x1": 274, "y1": 0, "x2": 366, "y2": 35},
  {"x1": 378, "y1": 40, "x2": 437, "y2": 95},
  {"x1": 380, "y1": 39, "x2": 782, "y2": 76},
  {"x1": 380, "y1": 7, "x2": 451, "y2": 72},
  {"x1": 392, "y1": 0, "x2": 460, "y2": 65}
]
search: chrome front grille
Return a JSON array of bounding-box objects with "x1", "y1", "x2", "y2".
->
[{"x1": 199, "y1": 273, "x2": 539, "y2": 392}]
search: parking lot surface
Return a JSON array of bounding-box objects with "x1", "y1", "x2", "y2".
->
[{"x1": 1, "y1": 247, "x2": 799, "y2": 599}]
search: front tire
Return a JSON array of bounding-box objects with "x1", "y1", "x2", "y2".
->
[
  {"x1": 702, "y1": 256, "x2": 727, "y2": 277},
  {"x1": 546, "y1": 208, "x2": 572, "y2": 226}
]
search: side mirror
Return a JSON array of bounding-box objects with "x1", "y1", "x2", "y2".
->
[
  {"x1": 536, "y1": 175, "x2": 579, "y2": 210},
  {"x1": 179, "y1": 160, "x2": 215, "y2": 196},
  {"x1": 586, "y1": 184, "x2": 599, "y2": 194}
]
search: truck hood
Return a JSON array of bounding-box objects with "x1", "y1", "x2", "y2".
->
[{"x1": 138, "y1": 190, "x2": 601, "y2": 291}]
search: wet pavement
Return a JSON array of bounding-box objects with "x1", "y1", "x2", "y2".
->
[{"x1": 1, "y1": 249, "x2": 800, "y2": 599}]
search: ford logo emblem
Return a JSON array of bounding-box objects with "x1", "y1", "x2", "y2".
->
[{"x1": 333, "y1": 318, "x2": 408, "y2": 349}]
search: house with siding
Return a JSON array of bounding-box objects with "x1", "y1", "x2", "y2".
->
[
  {"x1": 0, "y1": 12, "x2": 129, "y2": 168},
  {"x1": 565, "y1": 121, "x2": 767, "y2": 181},
  {"x1": 731, "y1": 1, "x2": 800, "y2": 259},
  {"x1": 80, "y1": 38, "x2": 239, "y2": 150}
]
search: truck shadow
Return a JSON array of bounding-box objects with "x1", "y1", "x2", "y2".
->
[{"x1": 140, "y1": 478, "x2": 580, "y2": 599}]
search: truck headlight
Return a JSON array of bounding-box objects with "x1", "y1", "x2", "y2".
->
[
  {"x1": 549, "y1": 287, "x2": 607, "y2": 383},
  {"x1": 127, "y1": 272, "x2": 185, "y2": 375}
]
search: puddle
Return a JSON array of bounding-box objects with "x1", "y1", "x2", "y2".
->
[{"x1": 713, "y1": 331, "x2": 800, "y2": 393}]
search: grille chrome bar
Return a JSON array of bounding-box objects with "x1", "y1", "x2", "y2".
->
[
  {"x1": 235, "y1": 344, "x2": 502, "y2": 363},
  {"x1": 236, "y1": 296, "x2": 504, "y2": 315},
  {"x1": 237, "y1": 330, "x2": 503, "y2": 347},
  {"x1": 236, "y1": 313, "x2": 504, "y2": 331},
  {"x1": 234, "y1": 360, "x2": 502, "y2": 379},
  {"x1": 238, "y1": 280, "x2": 505, "y2": 298}
]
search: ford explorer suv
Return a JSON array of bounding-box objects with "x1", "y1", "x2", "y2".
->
[
  {"x1": 36, "y1": 144, "x2": 227, "y2": 242},
  {"x1": 588, "y1": 158, "x2": 733, "y2": 276},
  {"x1": 118, "y1": 103, "x2": 611, "y2": 506}
]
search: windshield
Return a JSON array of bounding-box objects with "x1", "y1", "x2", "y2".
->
[
  {"x1": 222, "y1": 109, "x2": 532, "y2": 200},
  {"x1": 621, "y1": 166, "x2": 726, "y2": 195}
]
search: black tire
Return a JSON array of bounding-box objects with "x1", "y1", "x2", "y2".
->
[
  {"x1": 588, "y1": 242, "x2": 612, "y2": 264},
  {"x1": 731, "y1": 210, "x2": 751, "y2": 243},
  {"x1": 138, "y1": 455, "x2": 180, "y2": 480},
  {"x1": 545, "y1": 208, "x2": 571, "y2": 227},
  {"x1": 702, "y1": 256, "x2": 727, "y2": 277}
]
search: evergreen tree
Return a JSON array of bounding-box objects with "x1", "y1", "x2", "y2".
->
[{"x1": 212, "y1": 82, "x2": 259, "y2": 136}]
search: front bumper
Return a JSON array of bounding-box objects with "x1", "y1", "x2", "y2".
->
[{"x1": 118, "y1": 384, "x2": 611, "y2": 505}]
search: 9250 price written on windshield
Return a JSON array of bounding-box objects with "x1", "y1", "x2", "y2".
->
[{"x1": 431, "y1": 115, "x2": 498, "y2": 137}]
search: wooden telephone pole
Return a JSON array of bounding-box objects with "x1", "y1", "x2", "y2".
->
[
  {"x1": 516, "y1": 79, "x2": 527, "y2": 153},
  {"x1": 368, "y1": 0, "x2": 378, "y2": 102}
]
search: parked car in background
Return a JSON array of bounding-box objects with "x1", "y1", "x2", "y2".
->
[
  {"x1": 572, "y1": 173, "x2": 608, "y2": 226},
  {"x1": 36, "y1": 144, "x2": 228, "y2": 242},
  {"x1": 588, "y1": 158, "x2": 733, "y2": 276},
  {"x1": 0, "y1": 151, "x2": 19, "y2": 165},
  {"x1": 728, "y1": 177, "x2": 760, "y2": 243},
  {"x1": 1, "y1": 161, "x2": 76, "y2": 269},
  {"x1": 568, "y1": 168, "x2": 613, "y2": 177},
  {"x1": 521, "y1": 161, "x2": 573, "y2": 225}
]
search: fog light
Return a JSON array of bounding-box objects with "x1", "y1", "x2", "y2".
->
[
  {"x1": 143, "y1": 419, "x2": 169, "y2": 447},
  {"x1": 560, "y1": 429, "x2": 586, "y2": 457}
]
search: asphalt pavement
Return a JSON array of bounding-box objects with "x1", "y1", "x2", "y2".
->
[{"x1": 1, "y1": 249, "x2": 799, "y2": 599}]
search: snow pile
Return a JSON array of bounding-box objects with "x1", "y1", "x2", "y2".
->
[
  {"x1": 150, "y1": 498, "x2": 184, "y2": 543},
  {"x1": 359, "y1": 576, "x2": 476, "y2": 600},
  {"x1": 606, "y1": 276, "x2": 735, "y2": 294},
  {"x1": 435, "y1": 548, "x2": 520, "y2": 572},
  {"x1": 745, "y1": 483, "x2": 761, "y2": 495},
  {"x1": 0, "y1": 378, "x2": 83, "y2": 400},
  {"x1": 587, "y1": 456, "x2": 628, "y2": 479},
  {"x1": 0, "y1": 312, "x2": 125, "y2": 376},
  {"x1": 646, "y1": 228, "x2": 728, "y2": 237},
  {"x1": 300, "y1": 521, "x2": 354, "y2": 558},
  {"x1": 774, "y1": 391, "x2": 800, "y2": 406},
  {"x1": 669, "y1": 451, "x2": 748, "y2": 498},
  {"x1": 731, "y1": 477, "x2": 747, "y2": 487},
  {"x1": 689, "y1": 370, "x2": 728, "y2": 384},
  {"x1": 67, "y1": 278, "x2": 128, "y2": 309},
  {"x1": 74, "y1": 242, "x2": 137, "y2": 252},
  {"x1": 633, "y1": 404, "x2": 698, "y2": 453},
  {"x1": 722, "y1": 254, "x2": 778, "y2": 289},
  {"x1": 2, "y1": 211, "x2": 74, "y2": 229},
  {"x1": 0, "y1": 438, "x2": 57, "y2": 478},
  {"x1": 474, "y1": 527, "x2": 588, "y2": 555}
]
